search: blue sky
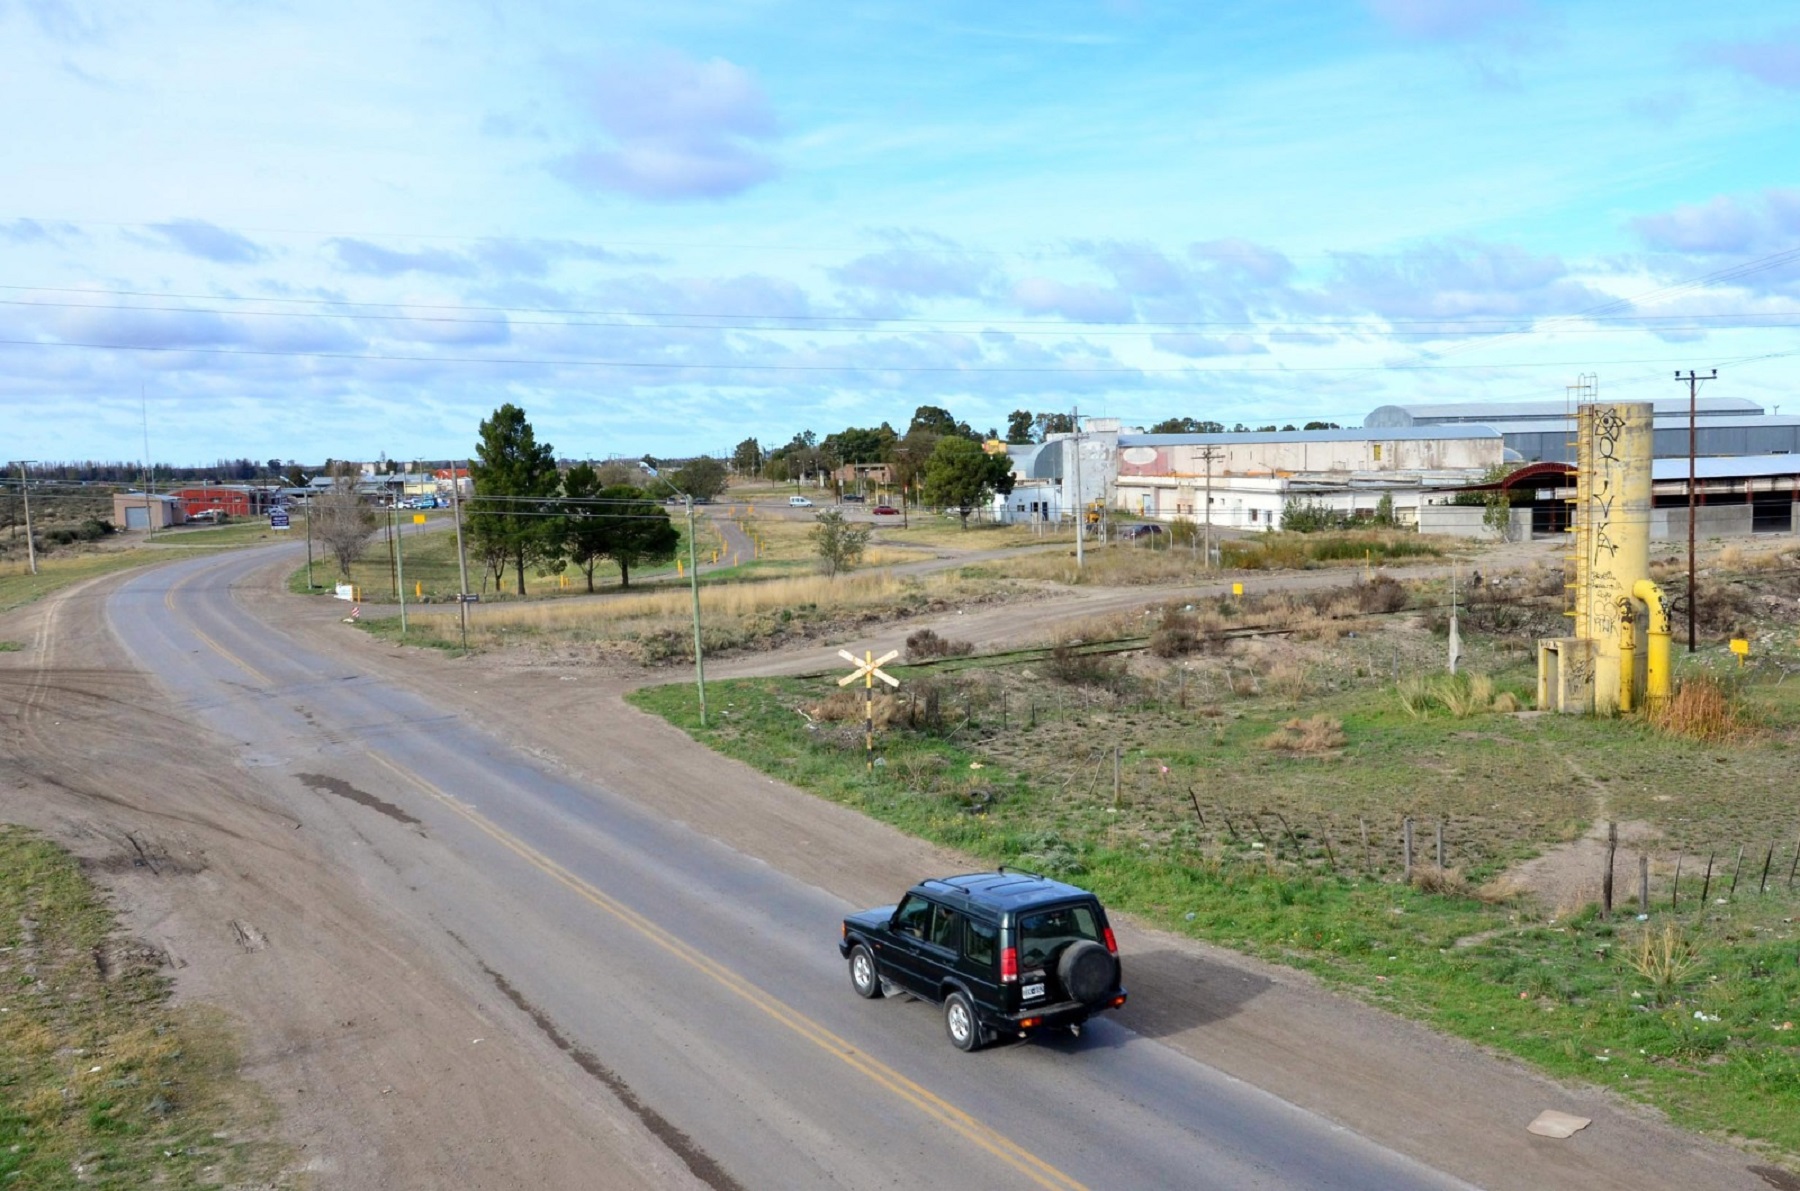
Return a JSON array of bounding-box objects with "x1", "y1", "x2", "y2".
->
[{"x1": 2, "y1": 0, "x2": 1796, "y2": 467}]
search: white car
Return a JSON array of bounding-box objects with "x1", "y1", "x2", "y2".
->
[{"x1": 788, "y1": 495, "x2": 814, "y2": 507}]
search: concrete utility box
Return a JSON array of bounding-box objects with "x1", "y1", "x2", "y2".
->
[{"x1": 1536, "y1": 637, "x2": 1594, "y2": 714}]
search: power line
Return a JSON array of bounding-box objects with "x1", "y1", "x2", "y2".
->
[
  {"x1": 0, "y1": 336, "x2": 1773, "y2": 376},
  {"x1": 6, "y1": 294, "x2": 1798, "y2": 339}
]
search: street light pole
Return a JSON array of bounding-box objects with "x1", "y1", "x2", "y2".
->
[
  {"x1": 1677, "y1": 369, "x2": 1717, "y2": 654},
  {"x1": 641, "y1": 463, "x2": 708, "y2": 727},
  {"x1": 16, "y1": 461, "x2": 37, "y2": 576}
]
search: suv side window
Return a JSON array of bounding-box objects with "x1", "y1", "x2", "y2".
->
[
  {"x1": 964, "y1": 917, "x2": 997, "y2": 967},
  {"x1": 893, "y1": 894, "x2": 931, "y2": 939},
  {"x1": 928, "y1": 905, "x2": 961, "y2": 950}
]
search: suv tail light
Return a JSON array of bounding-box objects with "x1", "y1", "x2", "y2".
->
[
  {"x1": 1102, "y1": 927, "x2": 1118, "y2": 956},
  {"x1": 1000, "y1": 945, "x2": 1018, "y2": 983}
]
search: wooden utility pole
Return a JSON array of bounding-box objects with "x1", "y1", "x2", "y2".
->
[
  {"x1": 1199, "y1": 445, "x2": 1222, "y2": 569},
  {"x1": 1677, "y1": 369, "x2": 1717, "y2": 653}
]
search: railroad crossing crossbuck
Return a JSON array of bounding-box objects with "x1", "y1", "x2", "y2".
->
[{"x1": 838, "y1": 650, "x2": 900, "y2": 771}]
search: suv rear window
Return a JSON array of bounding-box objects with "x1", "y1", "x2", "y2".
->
[{"x1": 1017, "y1": 904, "x2": 1102, "y2": 967}]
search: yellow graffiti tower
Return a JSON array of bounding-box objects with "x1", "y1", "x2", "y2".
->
[{"x1": 1537, "y1": 401, "x2": 1671, "y2": 715}]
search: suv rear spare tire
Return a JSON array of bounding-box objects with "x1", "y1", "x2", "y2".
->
[{"x1": 1058, "y1": 940, "x2": 1117, "y2": 1005}]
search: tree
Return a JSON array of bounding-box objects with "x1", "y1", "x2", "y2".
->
[
  {"x1": 731, "y1": 437, "x2": 763, "y2": 476},
  {"x1": 560, "y1": 462, "x2": 608, "y2": 592},
  {"x1": 312, "y1": 468, "x2": 375, "y2": 579},
  {"x1": 1303, "y1": 421, "x2": 1341, "y2": 431},
  {"x1": 809, "y1": 509, "x2": 871, "y2": 577},
  {"x1": 1032, "y1": 412, "x2": 1074, "y2": 440},
  {"x1": 908, "y1": 404, "x2": 975, "y2": 440},
  {"x1": 594, "y1": 459, "x2": 644, "y2": 488},
  {"x1": 469, "y1": 403, "x2": 561, "y2": 595},
  {"x1": 1149, "y1": 417, "x2": 1224, "y2": 434},
  {"x1": 600, "y1": 485, "x2": 680, "y2": 588},
  {"x1": 921, "y1": 437, "x2": 1015, "y2": 528},
  {"x1": 673, "y1": 456, "x2": 728, "y2": 502},
  {"x1": 283, "y1": 463, "x2": 307, "y2": 488},
  {"x1": 1005, "y1": 410, "x2": 1034, "y2": 444}
]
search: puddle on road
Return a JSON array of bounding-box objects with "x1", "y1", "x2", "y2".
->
[{"x1": 295, "y1": 773, "x2": 421, "y2": 825}]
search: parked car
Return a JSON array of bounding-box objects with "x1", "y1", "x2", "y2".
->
[
  {"x1": 1119, "y1": 523, "x2": 1165, "y2": 540},
  {"x1": 872, "y1": 505, "x2": 900, "y2": 516},
  {"x1": 788, "y1": 495, "x2": 814, "y2": 507},
  {"x1": 840, "y1": 493, "x2": 865, "y2": 503},
  {"x1": 840, "y1": 869, "x2": 1126, "y2": 1051}
]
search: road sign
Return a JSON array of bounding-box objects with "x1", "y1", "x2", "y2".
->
[
  {"x1": 269, "y1": 508, "x2": 291, "y2": 530},
  {"x1": 838, "y1": 650, "x2": 900, "y2": 773},
  {"x1": 837, "y1": 649, "x2": 900, "y2": 688},
  {"x1": 412, "y1": 513, "x2": 426, "y2": 524}
]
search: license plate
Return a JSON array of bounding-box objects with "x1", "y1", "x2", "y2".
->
[{"x1": 1022, "y1": 982, "x2": 1045, "y2": 1000}]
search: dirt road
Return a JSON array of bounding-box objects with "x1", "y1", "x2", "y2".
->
[{"x1": 0, "y1": 539, "x2": 1771, "y2": 1190}]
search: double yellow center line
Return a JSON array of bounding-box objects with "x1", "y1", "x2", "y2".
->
[
  {"x1": 166, "y1": 558, "x2": 1088, "y2": 1190},
  {"x1": 367, "y1": 753, "x2": 1091, "y2": 1191}
]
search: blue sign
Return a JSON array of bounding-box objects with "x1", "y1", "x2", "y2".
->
[{"x1": 270, "y1": 507, "x2": 291, "y2": 530}]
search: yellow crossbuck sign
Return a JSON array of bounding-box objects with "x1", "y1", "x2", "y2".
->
[
  {"x1": 838, "y1": 649, "x2": 900, "y2": 772},
  {"x1": 837, "y1": 649, "x2": 900, "y2": 689}
]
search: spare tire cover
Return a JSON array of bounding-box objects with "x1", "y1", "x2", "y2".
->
[{"x1": 1058, "y1": 940, "x2": 1117, "y2": 1005}]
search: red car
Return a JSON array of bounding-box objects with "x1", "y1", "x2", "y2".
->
[{"x1": 872, "y1": 505, "x2": 900, "y2": 516}]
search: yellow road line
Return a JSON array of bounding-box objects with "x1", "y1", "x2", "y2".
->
[
  {"x1": 366, "y1": 752, "x2": 1089, "y2": 1191},
  {"x1": 165, "y1": 569, "x2": 274, "y2": 686}
]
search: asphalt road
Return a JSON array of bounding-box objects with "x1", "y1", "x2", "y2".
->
[{"x1": 108, "y1": 545, "x2": 1477, "y2": 1191}]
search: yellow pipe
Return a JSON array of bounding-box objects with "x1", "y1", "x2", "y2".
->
[
  {"x1": 1616, "y1": 597, "x2": 1636, "y2": 714},
  {"x1": 1633, "y1": 579, "x2": 1672, "y2": 712}
]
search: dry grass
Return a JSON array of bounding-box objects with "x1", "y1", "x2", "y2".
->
[
  {"x1": 1260, "y1": 714, "x2": 1345, "y2": 753},
  {"x1": 1627, "y1": 922, "x2": 1700, "y2": 990},
  {"x1": 1396, "y1": 672, "x2": 1519, "y2": 718},
  {"x1": 1408, "y1": 865, "x2": 1471, "y2": 896},
  {"x1": 806, "y1": 688, "x2": 901, "y2": 727},
  {"x1": 1649, "y1": 675, "x2": 1749, "y2": 741}
]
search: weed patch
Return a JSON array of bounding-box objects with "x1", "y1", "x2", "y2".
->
[{"x1": 0, "y1": 826, "x2": 291, "y2": 1187}]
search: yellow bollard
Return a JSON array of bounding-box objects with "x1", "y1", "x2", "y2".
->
[
  {"x1": 415, "y1": 581, "x2": 421, "y2": 598},
  {"x1": 677, "y1": 559, "x2": 683, "y2": 577},
  {"x1": 712, "y1": 550, "x2": 718, "y2": 564}
]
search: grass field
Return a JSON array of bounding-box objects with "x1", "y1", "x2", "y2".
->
[
  {"x1": 290, "y1": 512, "x2": 725, "y2": 601},
  {"x1": 0, "y1": 550, "x2": 165, "y2": 614},
  {"x1": 0, "y1": 826, "x2": 292, "y2": 1188},
  {"x1": 630, "y1": 560, "x2": 1800, "y2": 1165},
  {"x1": 362, "y1": 567, "x2": 1012, "y2": 660}
]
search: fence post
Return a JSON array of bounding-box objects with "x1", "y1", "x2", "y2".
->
[
  {"x1": 1759, "y1": 843, "x2": 1774, "y2": 895},
  {"x1": 1790, "y1": 836, "x2": 1800, "y2": 890},
  {"x1": 1112, "y1": 744, "x2": 1122, "y2": 807},
  {"x1": 1700, "y1": 852, "x2": 1715, "y2": 905},
  {"x1": 1361, "y1": 817, "x2": 1371, "y2": 873},
  {"x1": 1671, "y1": 852, "x2": 1683, "y2": 910},
  {"x1": 1729, "y1": 845, "x2": 1746, "y2": 898},
  {"x1": 1403, "y1": 817, "x2": 1413, "y2": 882},
  {"x1": 1435, "y1": 820, "x2": 1445, "y2": 871},
  {"x1": 1602, "y1": 822, "x2": 1617, "y2": 918},
  {"x1": 1639, "y1": 853, "x2": 1649, "y2": 915}
]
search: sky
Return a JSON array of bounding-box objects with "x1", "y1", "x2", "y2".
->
[{"x1": 1, "y1": 0, "x2": 1797, "y2": 468}]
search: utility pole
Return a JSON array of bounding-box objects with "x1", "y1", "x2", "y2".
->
[
  {"x1": 451, "y1": 461, "x2": 472, "y2": 653},
  {"x1": 1071, "y1": 406, "x2": 1084, "y2": 569},
  {"x1": 305, "y1": 496, "x2": 315, "y2": 589},
  {"x1": 1199, "y1": 445, "x2": 1222, "y2": 570},
  {"x1": 16, "y1": 461, "x2": 37, "y2": 575},
  {"x1": 1677, "y1": 369, "x2": 1717, "y2": 653}
]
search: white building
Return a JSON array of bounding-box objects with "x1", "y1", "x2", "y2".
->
[{"x1": 1110, "y1": 426, "x2": 1505, "y2": 531}]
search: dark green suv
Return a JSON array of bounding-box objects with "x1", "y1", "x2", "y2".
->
[{"x1": 838, "y1": 869, "x2": 1127, "y2": 1051}]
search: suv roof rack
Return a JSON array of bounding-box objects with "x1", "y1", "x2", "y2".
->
[{"x1": 997, "y1": 864, "x2": 1044, "y2": 880}]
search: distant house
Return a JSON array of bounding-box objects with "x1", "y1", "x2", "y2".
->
[{"x1": 113, "y1": 493, "x2": 184, "y2": 530}]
